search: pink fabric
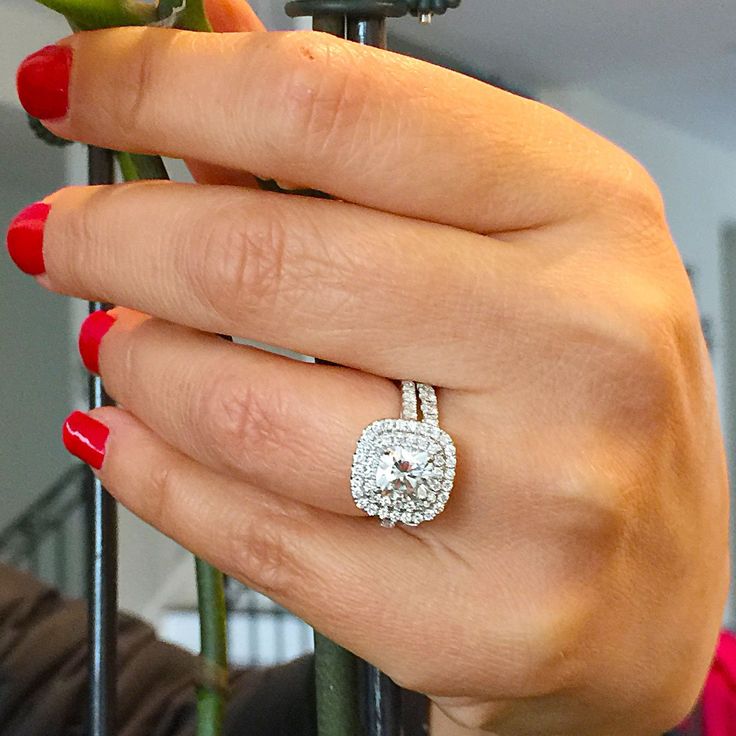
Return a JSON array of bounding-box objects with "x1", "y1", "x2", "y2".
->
[{"x1": 702, "y1": 630, "x2": 736, "y2": 735}]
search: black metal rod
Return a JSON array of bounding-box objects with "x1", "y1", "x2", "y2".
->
[
  {"x1": 346, "y1": 16, "x2": 387, "y2": 48},
  {"x1": 87, "y1": 145, "x2": 118, "y2": 736},
  {"x1": 360, "y1": 662, "x2": 402, "y2": 736},
  {"x1": 343, "y1": 18, "x2": 404, "y2": 736},
  {"x1": 313, "y1": 13, "x2": 345, "y2": 35}
]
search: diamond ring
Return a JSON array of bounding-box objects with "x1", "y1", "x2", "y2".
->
[{"x1": 350, "y1": 381, "x2": 457, "y2": 527}]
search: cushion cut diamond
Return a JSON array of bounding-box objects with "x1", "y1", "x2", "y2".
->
[
  {"x1": 376, "y1": 447, "x2": 431, "y2": 496},
  {"x1": 351, "y1": 418, "x2": 456, "y2": 527}
]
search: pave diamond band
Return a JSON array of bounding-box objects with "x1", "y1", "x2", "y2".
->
[{"x1": 350, "y1": 381, "x2": 456, "y2": 527}]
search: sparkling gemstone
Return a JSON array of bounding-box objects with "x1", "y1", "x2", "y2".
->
[{"x1": 376, "y1": 446, "x2": 432, "y2": 496}]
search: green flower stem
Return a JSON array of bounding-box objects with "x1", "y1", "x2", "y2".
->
[
  {"x1": 195, "y1": 558, "x2": 229, "y2": 736},
  {"x1": 116, "y1": 151, "x2": 169, "y2": 181},
  {"x1": 314, "y1": 633, "x2": 363, "y2": 736},
  {"x1": 116, "y1": 150, "x2": 231, "y2": 736}
]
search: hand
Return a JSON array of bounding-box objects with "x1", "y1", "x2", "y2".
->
[{"x1": 8, "y1": 1, "x2": 729, "y2": 733}]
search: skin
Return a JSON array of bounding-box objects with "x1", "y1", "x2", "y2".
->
[{"x1": 19, "y1": 1, "x2": 729, "y2": 733}]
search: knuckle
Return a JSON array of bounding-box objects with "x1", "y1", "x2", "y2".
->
[
  {"x1": 584, "y1": 149, "x2": 667, "y2": 226},
  {"x1": 117, "y1": 30, "x2": 159, "y2": 133},
  {"x1": 618, "y1": 159, "x2": 667, "y2": 219},
  {"x1": 109, "y1": 320, "x2": 144, "y2": 406},
  {"x1": 514, "y1": 605, "x2": 591, "y2": 696},
  {"x1": 190, "y1": 207, "x2": 288, "y2": 320},
  {"x1": 621, "y1": 284, "x2": 694, "y2": 416},
  {"x1": 144, "y1": 463, "x2": 180, "y2": 533},
  {"x1": 227, "y1": 510, "x2": 305, "y2": 599},
  {"x1": 573, "y1": 284, "x2": 685, "y2": 430},
  {"x1": 56, "y1": 187, "x2": 102, "y2": 290},
  {"x1": 546, "y1": 461, "x2": 626, "y2": 550},
  {"x1": 276, "y1": 32, "x2": 366, "y2": 154},
  {"x1": 199, "y1": 376, "x2": 290, "y2": 466}
]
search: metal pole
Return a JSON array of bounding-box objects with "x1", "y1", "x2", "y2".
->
[
  {"x1": 87, "y1": 145, "x2": 118, "y2": 736},
  {"x1": 310, "y1": 10, "x2": 403, "y2": 736},
  {"x1": 346, "y1": 16, "x2": 387, "y2": 48},
  {"x1": 359, "y1": 659, "x2": 402, "y2": 736},
  {"x1": 313, "y1": 14, "x2": 345, "y2": 35},
  {"x1": 344, "y1": 18, "x2": 402, "y2": 732}
]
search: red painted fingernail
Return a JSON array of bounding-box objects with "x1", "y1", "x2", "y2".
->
[
  {"x1": 79, "y1": 311, "x2": 116, "y2": 374},
  {"x1": 63, "y1": 411, "x2": 109, "y2": 470},
  {"x1": 17, "y1": 45, "x2": 72, "y2": 120},
  {"x1": 6, "y1": 202, "x2": 50, "y2": 275}
]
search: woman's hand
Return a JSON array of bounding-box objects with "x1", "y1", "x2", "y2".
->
[{"x1": 8, "y1": 2, "x2": 729, "y2": 733}]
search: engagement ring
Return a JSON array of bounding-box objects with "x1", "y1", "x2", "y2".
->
[{"x1": 350, "y1": 381, "x2": 456, "y2": 527}]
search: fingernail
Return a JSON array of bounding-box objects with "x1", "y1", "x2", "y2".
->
[
  {"x1": 63, "y1": 411, "x2": 109, "y2": 470},
  {"x1": 6, "y1": 202, "x2": 50, "y2": 275},
  {"x1": 79, "y1": 311, "x2": 116, "y2": 374},
  {"x1": 17, "y1": 45, "x2": 72, "y2": 120}
]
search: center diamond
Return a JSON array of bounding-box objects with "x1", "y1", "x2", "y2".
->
[{"x1": 376, "y1": 446, "x2": 431, "y2": 496}]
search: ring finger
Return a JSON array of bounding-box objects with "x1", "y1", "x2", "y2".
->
[{"x1": 88, "y1": 307, "x2": 401, "y2": 516}]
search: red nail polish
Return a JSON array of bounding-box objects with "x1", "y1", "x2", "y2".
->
[
  {"x1": 6, "y1": 201, "x2": 50, "y2": 275},
  {"x1": 79, "y1": 311, "x2": 116, "y2": 374},
  {"x1": 62, "y1": 411, "x2": 109, "y2": 470},
  {"x1": 17, "y1": 45, "x2": 72, "y2": 120}
]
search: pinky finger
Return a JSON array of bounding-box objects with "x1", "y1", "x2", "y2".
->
[{"x1": 61, "y1": 407, "x2": 437, "y2": 683}]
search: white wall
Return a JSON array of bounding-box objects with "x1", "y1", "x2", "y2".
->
[
  {"x1": 541, "y1": 84, "x2": 736, "y2": 623},
  {"x1": 0, "y1": 2, "x2": 67, "y2": 107},
  {"x1": 0, "y1": 104, "x2": 73, "y2": 524}
]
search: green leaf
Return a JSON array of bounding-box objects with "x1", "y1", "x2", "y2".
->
[{"x1": 34, "y1": 0, "x2": 158, "y2": 29}]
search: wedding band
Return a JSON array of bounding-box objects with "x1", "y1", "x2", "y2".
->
[{"x1": 350, "y1": 381, "x2": 457, "y2": 527}]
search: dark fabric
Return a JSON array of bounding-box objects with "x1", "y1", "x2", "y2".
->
[
  {"x1": 0, "y1": 564, "x2": 316, "y2": 736},
  {"x1": 1, "y1": 563, "x2": 697, "y2": 735}
]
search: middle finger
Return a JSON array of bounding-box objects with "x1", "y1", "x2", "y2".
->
[{"x1": 30, "y1": 181, "x2": 535, "y2": 387}]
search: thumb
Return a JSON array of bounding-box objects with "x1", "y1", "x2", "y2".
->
[{"x1": 204, "y1": 0, "x2": 266, "y2": 32}]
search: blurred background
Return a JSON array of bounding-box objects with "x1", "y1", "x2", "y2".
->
[{"x1": 1, "y1": 0, "x2": 735, "y2": 665}]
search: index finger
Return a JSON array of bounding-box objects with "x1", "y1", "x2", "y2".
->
[{"x1": 21, "y1": 27, "x2": 639, "y2": 234}]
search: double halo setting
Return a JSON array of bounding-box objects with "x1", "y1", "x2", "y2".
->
[{"x1": 350, "y1": 381, "x2": 456, "y2": 527}]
